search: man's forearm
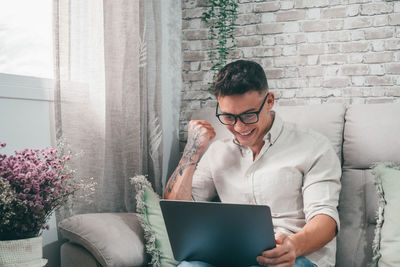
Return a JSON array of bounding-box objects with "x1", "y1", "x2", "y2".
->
[
  {"x1": 164, "y1": 129, "x2": 204, "y2": 200},
  {"x1": 164, "y1": 157, "x2": 197, "y2": 200},
  {"x1": 164, "y1": 120, "x2": 215, "y2": 200},
  {"x1": 290, "y1": 214, "x2": 337, "y2": 257}
]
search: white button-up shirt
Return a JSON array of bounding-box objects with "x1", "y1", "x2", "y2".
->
[{"x1": 192, "y1": 113, "x2": 342, "y2": 267}]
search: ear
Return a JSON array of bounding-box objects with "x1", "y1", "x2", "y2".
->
[{"x1": 266, "y1": 92, "x2": 275, "y2": 109}]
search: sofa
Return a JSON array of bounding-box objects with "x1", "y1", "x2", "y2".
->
[{"x1": 58, "y1": 103, "x2": 400, "y2": 267}]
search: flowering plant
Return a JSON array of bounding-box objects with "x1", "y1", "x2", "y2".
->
[{"x1": 0, "y1": 141, "x2": 94, "y2": 241}]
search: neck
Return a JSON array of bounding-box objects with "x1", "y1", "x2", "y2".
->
[
  {"x1": 250, "y1": 111, "x2": 275, "y2": 160},
  {"x1": 251, "y1": 142, "x2": 265, "y2": 160}
]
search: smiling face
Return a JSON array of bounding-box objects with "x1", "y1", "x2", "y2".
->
[{"x1": 217, "y1": 90, "x2": 275, "y2": 156}]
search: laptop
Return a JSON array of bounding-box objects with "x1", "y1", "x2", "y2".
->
[{"x1": 160, "y1": 200, "x2": 276, "y2": 267}]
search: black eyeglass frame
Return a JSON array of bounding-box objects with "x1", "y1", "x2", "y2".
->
[{"x1": 215, "y1": 92, "x2": 270, "y2": 125}]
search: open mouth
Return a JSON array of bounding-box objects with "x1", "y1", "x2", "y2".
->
[{"x1": 236, "y1": 128, "x2": 255, "y2": 137}]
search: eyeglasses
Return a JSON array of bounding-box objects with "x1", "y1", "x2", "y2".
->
[{"x1": 216, "y1": 93, "x2": 269, "y2": 125}]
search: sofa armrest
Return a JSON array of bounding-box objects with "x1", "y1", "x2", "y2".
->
[
  {"x1": 58, "y1": 213, "x2": 147, "y2": 267},
  {"x1": 61, "y1": 242, "x2": 101, "y2": 267}
]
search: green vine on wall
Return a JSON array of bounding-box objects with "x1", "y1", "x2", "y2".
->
[{"x1": 202, "y1": 0, "x2": 239, "y2": 78}]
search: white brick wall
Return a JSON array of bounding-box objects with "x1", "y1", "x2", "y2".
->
[{"x1": 181, "y1": 0, "x2": 400, "y2": 149}]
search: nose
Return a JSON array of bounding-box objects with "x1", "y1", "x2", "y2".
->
[{"x1": 233, "y1": 118, "x2": 247, "y2": 132}]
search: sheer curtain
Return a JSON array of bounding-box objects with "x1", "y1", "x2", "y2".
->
[{"x1": 53, "y1": 0, "x2": 164, "y2": 219}]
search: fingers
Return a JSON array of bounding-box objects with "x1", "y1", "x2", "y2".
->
[
  {"x1": 256, "y1": 255, "x2": 292, "y2": 267},
  {"x1": 275, "y1": 232, "x2": 287, "y2": 245},
  {"x1": 261, "y1": 243, "x2": 289, "y2": 259},
  {"x1": 262, "y1": 233, "x2": 289, "y2": 258},
  {"x1": 188, "y1": 120, "x2": 216, "y2": 139},
  {"x1": 185, "y1": 120, "x2": 216, "y2": 156},
  {"x1": 257, "y1": 233, "x2": 296, "y2": 267}
]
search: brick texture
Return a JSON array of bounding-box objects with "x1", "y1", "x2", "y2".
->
[{"x1": 180, "y1": 0, "x2": 400, "y2": 147}]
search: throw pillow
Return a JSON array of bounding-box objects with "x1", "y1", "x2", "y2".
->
[
  {"x1": 131, "y1": 175, "x2": 178, "y2": 267},
  {"x1": 371, "y1": 163, "x2": 400, "y2": 267},
  {"x1": 58, "y1": 213, "x2": 147, "y2": 266}
]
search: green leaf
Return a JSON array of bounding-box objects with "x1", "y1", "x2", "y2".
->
[{"x1": 202, "y1": 0, "x2": 238, "y2": 77}]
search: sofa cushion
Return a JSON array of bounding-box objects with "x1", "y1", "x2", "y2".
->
[
  {"x1": 131, "y1": 175, "x2": 177, "y2": 267},
  {"x1": 336, "y1": 169, "x2": 378, "y2": 267},
  {"x1": 275, "y1": 104, "x2": 345, "y2": 161},
  {"x1": 371, "y1": 163, "x2": 400, "y2": 267},
  {"x1": 343, "y1": 103, "x2": 400, "y2": 169},
  {"x1": 58, "y1": 213, "x2": 146, "y2": 267}
]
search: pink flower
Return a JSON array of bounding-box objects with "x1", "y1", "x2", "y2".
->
[{"x1": 0, "y1": 140, "x2": 89, "y2": 240}]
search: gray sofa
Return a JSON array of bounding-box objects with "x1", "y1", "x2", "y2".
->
[{"x1": 59, "y1": 103, "x2": 400, "y2": 267}]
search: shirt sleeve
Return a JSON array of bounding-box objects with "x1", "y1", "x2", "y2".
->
[
  {"x1": 191, "y1": 148, "x2": 217, "y2": 202},
  {"x1": 302, "y1": 135, "x2": 342, "y2": 232}
]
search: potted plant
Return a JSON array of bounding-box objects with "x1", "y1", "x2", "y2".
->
[{"x1": 0, "y1": 140, "x2": 95, "y2": 266}]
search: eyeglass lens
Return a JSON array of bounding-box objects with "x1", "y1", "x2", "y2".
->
[{"x1": 218, "y1": 113, "x2": 258, "y2": 125}]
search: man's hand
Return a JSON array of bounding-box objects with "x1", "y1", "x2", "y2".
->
[
  {"x1": 256, "y1": 233, "x2": 296, "y2": 267},
  {"x1": 185, "y1": 120, "x2": 216, "y2": 159}
]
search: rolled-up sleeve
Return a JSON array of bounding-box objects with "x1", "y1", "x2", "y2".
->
[
  {"x1": 302, "y1": 136, "x2": 342, "y2": 231},
  {"x1": 192, "y1": 149, "x2": 217, "y2": 202}
]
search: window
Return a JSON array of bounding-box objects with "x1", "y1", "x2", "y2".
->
[
  {"x1": 0, "y1": 0, "x2": 53, "y2": 79},
  {"x1": 0, "y1": 1, "x2": 57, "y2": 248}
]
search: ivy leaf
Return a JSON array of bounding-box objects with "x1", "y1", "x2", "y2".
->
[{"x1": 202, "y1": 0, "x2": 238, "y2": 86}]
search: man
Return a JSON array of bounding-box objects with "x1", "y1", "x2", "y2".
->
[{"x1": 164, "y1": 60, "x2": 341, "y2": 267}]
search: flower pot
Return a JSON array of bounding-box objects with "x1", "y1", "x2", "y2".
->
[{"x1": 0, "y1": 235, "x2": 47, "y2": 267}]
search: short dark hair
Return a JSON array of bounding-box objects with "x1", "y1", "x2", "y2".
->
[{"x1": 211, "y1": 60, "x2": 268, "y2": 97}]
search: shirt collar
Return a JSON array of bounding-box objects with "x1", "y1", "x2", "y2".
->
[{"x1": 263, "y1": 110, "x2": 283, "y2": 145}]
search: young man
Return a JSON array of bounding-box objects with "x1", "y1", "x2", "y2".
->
[{"x1": 164, "y1": 60, "x2": 341, "y2": 267}]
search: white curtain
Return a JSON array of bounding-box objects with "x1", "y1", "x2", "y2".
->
[{"x1": 53, "y1": 0, "x2": 164, "y2": 219}]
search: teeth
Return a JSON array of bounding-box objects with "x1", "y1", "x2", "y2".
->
[{"x1": 239, "y1": 130, "x2": 252, "y2": 136}]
